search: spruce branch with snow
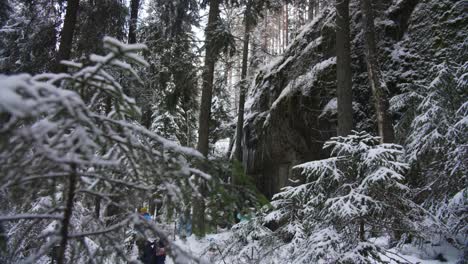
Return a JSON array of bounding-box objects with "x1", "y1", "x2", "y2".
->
[
  {"x1": 256, "y1": 131, "x2": 419, "y2": 262},
  {"x1": 0, "y1": 37, "x2": 208, "y2": 263}
]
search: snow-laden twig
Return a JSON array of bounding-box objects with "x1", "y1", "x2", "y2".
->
[{"x1": 0, "y1": 214, "x2": 64, "y2": 221}]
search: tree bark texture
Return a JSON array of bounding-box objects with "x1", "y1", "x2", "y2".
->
[
  {"x1": 234, "y1": 2, "x2": 252, "y2": 162},
  {"x1": 57, "y1": 164, "x2": 78, "y2": 264},
  {"x1": 308, "y1": 0, "x2": 315, "y2": 20},
  {"x1": 284, "y1": 3, "x2": 289, "y2": 47},
  {"x1": 335, "y1": 0, "x2": 353, "y2": 136},
  {"x1": 194, "y1": 0, "x2": 220, "y2": 237},
  {"x1": 196, "y1": 0, "x2": 220, "y2": 157},
  {"x1": 361, "y1": 0, "x2": 395, "y2": 143},
  {"x1": 128, "y1": 0, "x2": 140, "y2": 44},
  {"x1": 54, "y1": 0, "x2": 80, "y2": 73}
]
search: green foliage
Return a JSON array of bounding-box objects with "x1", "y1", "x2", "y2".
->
[
  {"x1": 74, "y1": 0, "x2": 128, "y2": 58},
  {"x1": 195, "y1": 159, "x2": 270, "y2": 233},
  {"x1": 139, "y1": 0, "x2": 200, "y2": 144},
  {"x1": 231, "y1": 160, "x2": 270, "y2": 207}
]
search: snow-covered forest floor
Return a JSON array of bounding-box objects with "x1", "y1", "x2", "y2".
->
[
  {"x1": 1, "y1": 0, "x2": 466, "y2": 263},
  {"x1": 163, "y1": 230, "x2": 464, "y2": 264}
]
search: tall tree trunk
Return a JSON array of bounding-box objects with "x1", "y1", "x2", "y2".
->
[
  {"x1": 361, "y1": 0, "x2": 395, "y2": 143},
  {"x1": 197, "y1": 0, "x2": 220, "y2": 157},
  {"x1": 335, "y1": 0, "x2": 353, "y2": 136},
  {"x1": 284, "y1": 3, "x2": 289, "y2": 47},
  {"x1": 308, "y1": 0, "x2": 314, "y2": 20},
  {"x1": 315, "y1": 0, "x2": 320, "y2": 16},
  {"x1": 54, "y1": 0, "x2": 80, "y2": 73},
  {"x1": 194, "y1": 0, "x2": 220, "y2": 237},
  {"x1": 278, "y1": 8, "x2": 282, "y2": 53},
  {"x1": 262, "y1": 14, "x2": 268, "y2": 58},
  {"x1": 234, "y1": 2, "x2": 252, "y2": 162},
  {"x1": 128, "y1": 0, "x2": 140, "y2": 44},
  {"x1": 57, "y1": 165, "x2": 78, "y2": 264}
]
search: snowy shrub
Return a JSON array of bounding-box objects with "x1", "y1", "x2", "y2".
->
[
  {"x1": 0, "y1": 37, "x2": 208, "y2": 263},
  {"x1": 294, "y1": 131, "x2": 414, "y2": 240},
  {"x1": 218, "y1": 214, "x2": 279, "y2": 264},
  {"x1": 219, "y1": 132, "x2": 424, "y2": 263},
  {"x1": 392, "y1": 62, "x2": 467, "y2": 243},
  {"x1": 242, "y1": 131, "x2": 421, "y2": 263}
]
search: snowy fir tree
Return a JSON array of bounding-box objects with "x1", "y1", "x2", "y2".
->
[
  {"x1": 0, "y1": 0, "x2": 60, "y2": 74},
  {"x1": 0, "y1": 38, "x2": 209, "y2": 263},
  {"x1": 0, "y1": 0, "x2": 466, "y2": 263}
]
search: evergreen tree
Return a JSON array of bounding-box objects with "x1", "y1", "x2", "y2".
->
[
  {"x1": 0, "y1": 37, "x2": 206, "y2": 263},
  {"x1": 232, "y1": 132, "x2": 419, "y2": 263},
  {"x1": 74, "y1": 0, "x2": 128, "y2": 58},
  {"x1": 392, "y1": 62, "x2": 467, "y2": 240},
  {"x1": 0, "y1": 0, "x2": 61, "y2": 73},
  {"x1": 140, "y1": 0, "x2": 200, "y2": 143}
]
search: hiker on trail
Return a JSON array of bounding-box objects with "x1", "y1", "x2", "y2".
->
[
  {"x1": 140, "y1": 238, "x2": 167, "y2": 264},
  {"x1": 140, "y1": 207, "x2": 152, "y2": 221},
  {"x1": 154, "y1": 237, "x2": 167, "y2": 264},
  {"x1": 177, "y1": 214, "x2": 192, "y2": 238},
  {"x1": 236, "y1": 208, "x2": 251, "y2": 222},
  {"x1": 141, "y1": 240, "x2": 156, "y2": 264}
]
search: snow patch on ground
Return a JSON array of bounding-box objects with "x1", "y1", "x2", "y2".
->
[
  {"x1": 166, "y1": 232, "x2": 465, "y2": 264},
  {"x1": 166, "y1": 232, "x2": 232, "y2": 264},
  {"x1": 212, "y1": 138, "x2": 230, "y2": 157},
  {"x1": 319, "y1": 97, "x2": 337, "y2": 118}
]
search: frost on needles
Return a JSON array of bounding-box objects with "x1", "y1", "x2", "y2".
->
[
  {"x1": 221, "y1": 131, "x2": 435, "y2": 264},
  {"x1": 0, "y1": 37, "x2": 207, "y2": 264}
]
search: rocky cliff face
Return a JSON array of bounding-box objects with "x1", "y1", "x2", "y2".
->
[
  {"x1": 242, "y1": 0, "x2": 466, "y2": 198},
  {"x1": 243, "y1": 9, "x2": 337, "y2": 198}
]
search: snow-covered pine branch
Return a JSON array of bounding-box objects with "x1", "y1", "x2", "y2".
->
[
  {"x1": 250, "y1": 131, "x2": 418, "y2": 263},
  {"x1": 0, "y1": 37, "x2": 208, "y2": 263}
]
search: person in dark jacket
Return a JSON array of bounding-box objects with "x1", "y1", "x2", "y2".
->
[
  {"x1": 140, "y1": 240, "x2": 156, "y2": 264},
  {"x1": 139, "y1": 238, "x2": 166, "y2": 264},
  {"x1": 154, "y1": 238, "x2": 167, "y2": 264}
]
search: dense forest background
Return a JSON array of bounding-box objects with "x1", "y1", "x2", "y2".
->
[{"x1": 0, "y1": 0, "x2": 466, "y2": 263}]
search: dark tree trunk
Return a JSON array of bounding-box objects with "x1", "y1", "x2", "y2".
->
[
  {"x1": 284, "y1": 3, "x2": 289, "y2": 47},
  {"x1": 128, "y1": 0, "x2": 140, "y2": 44},
  {"x1": 0, "y1": 223, "x2": 6, "y2": 256},
  {"x1": 194, "y1": 0, "x2": 221, "y2": 237},
  {"x1": 335, "y1": 0, "x2": 353, "y2": 136},
  {"x1": 316, "y1": 0, "x2": 320, "y2": 16},
  {"x1": 308, "y1": 0, "x2": 315, "y2": 20},
  {"x1": 234, "y1": 2, "x2": 251, "y2": 162},
  {"x1": 56, "y1": 165, "x2": 78, "y2": 264},
  {"x1": 196, "y1": 0, "x2": 220, "y2": 157},
  {"x1": 359, "y1": 218, "x2": 365, "y2": 241},
  {"x1": 142, "y1": 107, "x2": 152, "y2": 130},
  {"x1": 54, "y1": 0, "x2": 80, "y2": 73},
  {"x1": 361, "y1": 0, "x2": 395, "y2": 143},
  {"x1": 94, "y1": 196, "x2": 100, "y2": 218}
]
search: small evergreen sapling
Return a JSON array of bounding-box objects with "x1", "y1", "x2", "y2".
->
[
  {"x1": 0, "y1": 37, "x2": 207, "y2": 263},
  {"x1": 263, "y1": 131, "x2": 417, "y2": 262},
  {"x1": 294, "y1": 132, "x2": 412, "y2": 239}
]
